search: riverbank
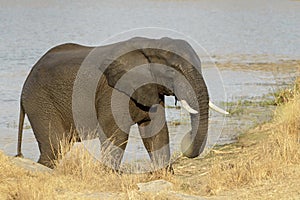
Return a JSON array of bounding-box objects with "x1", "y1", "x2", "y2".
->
[{"x1": 1, "y1": 80, "x2": 299, "y2": 199}]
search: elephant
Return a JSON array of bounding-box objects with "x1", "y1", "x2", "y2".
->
[{"x1": 16, "y1": 37, "x2": 228, "y2": 170}]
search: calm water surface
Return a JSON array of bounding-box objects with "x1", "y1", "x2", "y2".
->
[{"x1": 0, "y1": 0, "x2": 299, "y2": 162}]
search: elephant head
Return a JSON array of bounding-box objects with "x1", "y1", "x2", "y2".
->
[{"x1": 101, "y1": 37, "x2": 210, "y2": 158}]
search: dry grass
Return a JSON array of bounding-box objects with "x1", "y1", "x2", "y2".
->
[
  {"x1": 0, "y1": 152, "x2": 56, "y2": 199},
  {"x1": 206, "y1": 83, "x2": 300, "y2": 196},
  {"x1": 0, "y1": 140, "x2": 175, "y2": 200}
]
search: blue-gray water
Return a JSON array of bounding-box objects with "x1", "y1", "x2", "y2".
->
[{"x1": 0, "y1": 0, "x2": 299, "y2": 163}]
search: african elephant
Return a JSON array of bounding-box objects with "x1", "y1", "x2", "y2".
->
[{"x1": 16, "y1": 37, "x2": 228, "y2": 170}]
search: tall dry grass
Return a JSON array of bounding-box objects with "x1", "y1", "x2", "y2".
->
[
  {"x1": 0, "y1": 138, "x2": 174, "y2": 199},
  {"x1": 206, "y1": 82, "x2": 300, "y2": 194}
]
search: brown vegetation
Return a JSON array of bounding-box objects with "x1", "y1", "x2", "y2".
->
[
  {"x1": 203, "y1": 79, "x2": 300, "y2": 198},
  {"x1": 0, "y1": 144, "x2": 176, "y2": 199}
]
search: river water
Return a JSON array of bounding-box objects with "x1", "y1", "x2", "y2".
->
[{"x1": 0, "y1": 0, "x2": 299, "y2": 163}]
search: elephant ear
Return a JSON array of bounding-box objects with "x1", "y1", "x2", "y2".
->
[{"x1": 102, "y1": 50, "x2": 160, "y2": 108}]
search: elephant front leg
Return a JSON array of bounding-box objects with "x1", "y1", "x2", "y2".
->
[
  {"x1": 99, "y1": 123, "x2": 130, "y2": 172},
  {"x1": 138, "y1": 121, "x2": 173, "y2": 173}
]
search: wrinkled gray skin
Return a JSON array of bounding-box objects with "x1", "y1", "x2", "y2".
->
[{"x1": 16, "y1": 37, "x2": 209, "y2": 170}]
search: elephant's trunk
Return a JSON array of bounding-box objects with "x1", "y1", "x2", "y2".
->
[{"x1": 179, "y1": 75, "x2": 209, "y2": 158}]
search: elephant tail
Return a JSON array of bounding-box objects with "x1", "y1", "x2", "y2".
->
[{"x1": 15, "y1": 103, "x2": 25, "y2": 158}]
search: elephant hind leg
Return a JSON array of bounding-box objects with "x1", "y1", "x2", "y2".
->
[
  {"x1": 37, "y1": 126, "x2": 75, "y2": 168},
  {"x1": 27, "y1": 112, "x2": 74, "y2": 169},
  {"x1": 37, "y1": 143, "x2": 59, "y2": 169}
]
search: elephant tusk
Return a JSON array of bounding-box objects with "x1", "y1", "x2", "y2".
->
[
  {"x1": 209, "y1": 101, "x2": 229, "y2": 115},
  {"x1": 180, "y1": 100, "x2": 198, "y2": 114}
]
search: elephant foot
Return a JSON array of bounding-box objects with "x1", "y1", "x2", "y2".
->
[{"x1": 37, "y1": 156, "x2": 56, "y2": 169}]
